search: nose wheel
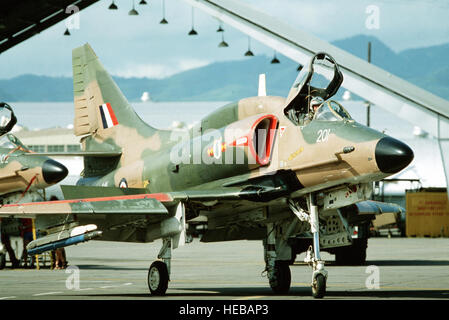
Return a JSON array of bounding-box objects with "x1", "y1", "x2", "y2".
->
[
  {"x1": 312, "y1": 273, "x2": 326, "y2": 298},
  {"x1": 308, "y1": 193, "x2": 328, "y2": 298},
  {"x1": 292, "y1": 194, "x2": 328, "y2": 298}
]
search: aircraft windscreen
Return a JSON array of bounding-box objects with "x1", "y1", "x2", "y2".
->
[
  {"x1": 0, "y1": 135, "x2": 16, "y2": 148},
  {"x1": 314, "y1": 100, "x2": 352, "y2": 122},
  {"x1": 0, "y1": 134, "x2": 26, "y2": 149}
]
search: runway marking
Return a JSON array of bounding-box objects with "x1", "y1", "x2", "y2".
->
[
  {"x1": 33, "y1": 292, "x2": 63, "y2": 296},
  {"x1": 98, "y1": 282, "x2": 133, "y2": 289},
  {"x1": 0, "y1": 296, "x2": 16, "y2": 300},
  {"x1": 379, "y1": 285, "x2": 449, "y2": 291},
  {"x1": 59, "y1": 280, "x2": 113, "y2": 283},
  {"x1": 77, "y1": 288, "x2": 94, "y2": 291},
  {"x1": 233, "y1": 296, "x2": 266, "y2": 300}
]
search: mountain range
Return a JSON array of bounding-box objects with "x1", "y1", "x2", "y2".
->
[{"x1": 0, "y1": 34, "x2": 448, "y2": 102}]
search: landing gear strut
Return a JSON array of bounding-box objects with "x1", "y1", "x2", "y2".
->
[
  {"x1": 147, "y1": 238, "x2": 171, "y2": 295},
  {"x1": 306, "y1": 193, "x2": 328, "y2": 298}
]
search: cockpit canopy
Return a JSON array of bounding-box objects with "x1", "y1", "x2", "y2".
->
[
  {"x1": 0, "y1": 102, "x2": 17, "y2": 136},
  {"x1": 284, "y1": 52, "x2": 344, "y2": 125},
  {"x1": 313, "y1": 100, "x2": 352, "y2": 122}
]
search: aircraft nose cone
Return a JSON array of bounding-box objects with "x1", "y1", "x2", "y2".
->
[
  {"x1": 375, "y1": 137, "x2": 414, "y2": 174},
  {"x1": 42, "y1": 159, "x2": 68, "y2": 184}
]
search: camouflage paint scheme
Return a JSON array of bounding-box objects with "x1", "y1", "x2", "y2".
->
[
  {"x1": 0, "y1": 134, "x2": 68, "y2": 202},
  {"x1": 0, "y1": 45, "x2": 413, "y2": 245}
]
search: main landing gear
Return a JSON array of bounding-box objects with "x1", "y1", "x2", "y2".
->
[
  {"x1": 264, "y1": 222, "x2": 292, "y2": 294},
  {"x1": 146, "y1": 196, "x2": 328, "y2": 298},
  {"x1": 147, "y1": 238, "x2": 171, "y2": 296}
]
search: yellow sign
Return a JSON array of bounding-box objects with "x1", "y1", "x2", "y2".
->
[{"x1": 406, "y1": 192, "x2": 449, "y2": 237}]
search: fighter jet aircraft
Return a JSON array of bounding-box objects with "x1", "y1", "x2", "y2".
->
[
  {"x1": 0, "y1": 102, "x2": 69, "y2": 269},
  {"x1": 0, "y1": 45, "x2": 413, "y2": 298}
]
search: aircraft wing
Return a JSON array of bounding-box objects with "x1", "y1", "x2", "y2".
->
[
  {"x1": 0, "y1": 184, "x2": 286, "y2": 219},
  {"x1": 23, "y1": 151, "x2": 122, "y2": 157},
  {"x1": 0, "y1": 193, "x2": 171, "y2": 218}
]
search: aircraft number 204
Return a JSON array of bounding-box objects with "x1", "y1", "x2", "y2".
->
[{"x1": 316, "y1": 129, "x2": 331, "y2": 143}]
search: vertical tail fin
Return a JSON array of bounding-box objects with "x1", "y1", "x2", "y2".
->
[
  {"x1": 258, "y1": 74, "x2": 266, "y2": 97},
  {"x1": 72, "y1": 43, "x2": 154, "y2": 139},
  {"x1": 72, "y1": 44, "x2": 159, "y2": 178}
]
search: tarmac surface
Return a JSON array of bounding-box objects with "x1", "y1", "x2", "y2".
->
[{"x1": 1, "y1": 237, "x2": 449, "y2": 300}]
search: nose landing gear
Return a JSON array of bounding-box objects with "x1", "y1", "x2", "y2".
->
[{"x1": 308, "y1": 193, "x2": 328, "y2": 298}]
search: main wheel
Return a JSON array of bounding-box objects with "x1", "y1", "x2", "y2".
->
[
  {"x1": 269, "y1": 261, "x2": 291, "y2": 294},
  {"x1": 147, "y1": 261, "x2": 169, "y2": 296},
  {"x1": 312, "y1": 274, "x2": 326, "y2": 298},
  {"x1": 0, "y1": 253, "x2": 5, "y2": 270}
]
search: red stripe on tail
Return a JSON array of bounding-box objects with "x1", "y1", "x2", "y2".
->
[{"x1": 106, "y1": 103, "x2": 119, "y2": 126}]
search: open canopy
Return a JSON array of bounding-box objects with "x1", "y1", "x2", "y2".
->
[
  {"x1": 284, "y1": 53, "x2": 343, "y2": 125},
  {"x1": 0, "y1": 102, "x2": 17, "y2": 137}
]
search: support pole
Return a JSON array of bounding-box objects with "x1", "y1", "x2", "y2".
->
[
  {"x1": 366, "y1": 41, "x2": 372, "y2": 127},
  {"x1": 31, "y1": 219, "x2": 39, "y2": 270}
]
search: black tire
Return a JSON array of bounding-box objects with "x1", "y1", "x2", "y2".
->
[
  {"x1": 147, "y1": 261, "x2": 169, "y2": 296},
  {"x1": 312, "y1": 274, "x2": 326, "y2": 298},
  {"x1": 270, "y1": 261, "x2": 291, "y2": 294},
  {"x1": 335, "y1": 238, "x2": 367, "y2": 266},
  {"x1": 0, "y1": 254, "x2": 5, "y2": 270}
]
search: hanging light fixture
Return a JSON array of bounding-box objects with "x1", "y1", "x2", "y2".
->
[
  {"x1": 271, "y1": 51, "x2": 280, "y2": 64},
  {"x1": 160, "y1": 0, "x2": 168, "y2": 24},
  {"x1": 139, "y1": 0, "x2": 148, "y2": 4},
  {"x1": 218, "y1": 32, "x2": 228, "y2": 47},
  {"x1": 216, "y1": 21, "x2": 224, "y2": 32},
  {"x1": 108, "y1": 0, "x2": 118, "y2": 10},
  {"x1": 129, "y1": 0, "x2": 139, "y2": 15},
  {"x1": 64, "y1": 28, "x2": 70, "y2": 36},
  {"x1": 244, "y1": 36, "x2": 254, "y2": 56},
  {"x1": 188, "y1": 7, "x2": 198, "y2": 35}
]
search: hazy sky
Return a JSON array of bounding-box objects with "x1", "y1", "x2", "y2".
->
[{"x1": 0, "y1": 0, "x2": 448, "y2": 79}]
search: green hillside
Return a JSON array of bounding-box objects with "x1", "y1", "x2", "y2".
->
[{"x1": 0, "y1": 35, "x2": 448, "y2": 102}]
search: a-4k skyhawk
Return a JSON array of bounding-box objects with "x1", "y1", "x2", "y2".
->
[
  {"x1": 0, "y1": 102, "x2": 68, "y2": 269},
  {"x1": 0, "y1": 45, "x2": 413, "y2": 298}
]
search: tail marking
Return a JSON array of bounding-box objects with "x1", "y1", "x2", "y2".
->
[{"x1": 99, "y1": 103, "x2": 119, "y2": 129}]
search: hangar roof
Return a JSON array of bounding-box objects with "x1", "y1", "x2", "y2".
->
[{"x1": 0, "y1": 0, "x2": 99, "y2": 54}]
